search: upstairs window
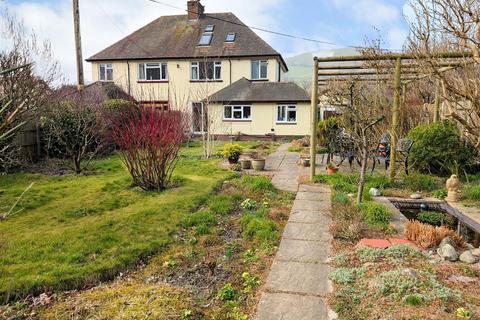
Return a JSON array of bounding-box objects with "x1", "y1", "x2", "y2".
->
[
  {"x1": 191, "y1": 61, "x2": 221, "y2": 81},
  {"x1": 226, "y1": 32, "x2": 236, "y2": 43},
  {"x1": 277, "y1": 105, "x2": 297, "y2": 123},
  {"x1": 99, "y1": 64, "x2": 113, "y2": 81},
  {"x1": 251, "y1": 60, "x2": 268, "y2": 80},
  {"x1": 224, "y1": 105, "x2": 251, "y2": 120},
  {"x1": 138, "y1": 63, "x2": 168, "y2": 81},
  {"x1": 199, "y1": 32, "x2": 213, "y2": 46},
  {"x1": 205, "y1": 25, "x2": 215, "y2": 32}
]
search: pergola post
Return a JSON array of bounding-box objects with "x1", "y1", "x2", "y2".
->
[
  {"x1": 434, "y1": 77, "x2": 441, "y2": 122},
  {"x1": 389, "y1": 57, "x2": 402, "y2": 182},
  {"x1": 310, "y1": 58, "x2": 319, "y2": 181}
]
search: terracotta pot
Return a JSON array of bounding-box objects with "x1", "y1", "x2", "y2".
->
[
  {"x1": 252, "y1": 159, "x2": 266, "y2": 171},
  {"x1": 326, "y1": 167, "x2": 339, "y2": 175},
  {"x1": 240, "y1": 159, "x2": 252, "y2": 169}
]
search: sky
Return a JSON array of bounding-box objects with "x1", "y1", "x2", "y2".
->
[{"x1": 0, "y1": 0, "x2": 411, "y2": 83}]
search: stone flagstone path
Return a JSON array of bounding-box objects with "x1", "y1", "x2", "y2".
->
[{"x1": 255, "y1": 145, "x2": 334, "y2": 320}]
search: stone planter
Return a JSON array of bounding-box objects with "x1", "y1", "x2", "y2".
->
[
  {"x1": 240, "y1": 159, "x2": 252, "y2": 170},
  {"x1": 252, "y1": 159, "x2": 266, "y2": 171}
]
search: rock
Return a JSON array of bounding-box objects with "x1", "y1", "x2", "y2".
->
[
  {"x1": 437, "y1": 244, "x2": 459, "y2": 262},
  {"x1": 401, "y1": 268, "x2": 419, "y2": 279},
  {"x1": 439, "y1": 237, "x2": 456, "y2": 248},
  {"x1": 33, "y1": 293, "x2": 51, "y2": 306},
  {"x1": 466, "y1": 243, "x2": 475, "y2": 250},
  {"x1": 369, "y1": 188, "x2": 381, "y2": 197},
  {"x1": 472, "y1": 248, "x2": 480, "y2": 257},
  {"x1": 410, "y1": 192, "x2": 422, "y2": 199},
  {"x1": 459, "y1": 251, "x2": 478, "y2": 264},
  {"x1": 448, "y1": 275, "x2": 477, "y2": 284}
]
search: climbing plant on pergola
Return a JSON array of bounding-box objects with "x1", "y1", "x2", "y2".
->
[{"x1": 309, "y1": 51, "x2": 474, "y2": 182}]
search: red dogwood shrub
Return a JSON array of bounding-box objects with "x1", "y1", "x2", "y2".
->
[{"x1": 112, "y1": 107, "x2": 186, "y2": 191}]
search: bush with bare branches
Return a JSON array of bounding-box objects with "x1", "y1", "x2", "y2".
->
[{"x1": 111, "y1": 108, "x2": 186, "y2": 191}]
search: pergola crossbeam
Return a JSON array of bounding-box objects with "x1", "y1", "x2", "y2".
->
[{"x1": 309, "y1": 51, "x2": 474, "y2": 183}]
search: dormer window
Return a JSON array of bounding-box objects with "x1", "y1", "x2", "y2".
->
[
  {"x1": 226, "y1": 32, "x2": 236, "y2": 43},
  {"x1": 199, "y1": 32, "x2": 213, "y2": 46}
]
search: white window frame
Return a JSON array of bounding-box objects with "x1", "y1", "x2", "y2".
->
[
  {"x1": 277, "y1": 105, "x2": 297, "y2": 123},
  {"x1": 191, "y1": 61, "x2": 222, "y2": 81},
  {"x1": 99, "y1": 63, "x2": 113, "y2": 81},
  {"x1": 251, "y1": 60, "x2": 268, "y2": 80},
  {"x1": 223, "y1": 105, "x2": 251, "y2": 121},
  {"x1": 138, "y1": 62, "x2": 168, "y2": 81}
]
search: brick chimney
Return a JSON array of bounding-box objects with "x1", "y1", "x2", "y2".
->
[{"x1": 187, "y1": 0, "x2": 204, "y2": 20}]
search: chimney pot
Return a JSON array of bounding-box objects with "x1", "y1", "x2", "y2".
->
[{"x1": 187, "y1": 0, "x2": 204, "y2": 21}]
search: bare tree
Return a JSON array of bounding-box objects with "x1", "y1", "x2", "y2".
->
[
  {"x1": 323, "y1": 80, "x2": 388, "y2": 203},
  {"x1": 407, "y1": 0, "x2": 480, "y2": 149},
  {"x1": 0, "y1": 9, "x2": 59, "y2": 170}
]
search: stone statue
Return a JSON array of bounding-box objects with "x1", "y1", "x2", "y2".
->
[{"x1": 446, "y1": 175, "x2": 460, "y2": 202}]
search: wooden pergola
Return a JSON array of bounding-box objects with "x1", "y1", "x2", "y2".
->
[{"x1": 309, "y1": 52, "x2": 474, "y2": 181}]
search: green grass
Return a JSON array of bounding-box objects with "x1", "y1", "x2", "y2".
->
[
  {"x1": 180, "y1": 141, "x2": 279, "y2": 159},
  {"x1": 0, "y1": 153, "x2": 231, "y2": 301}
]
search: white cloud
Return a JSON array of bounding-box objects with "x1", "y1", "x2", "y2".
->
[
  {"x1": 388, "y1": 27, "x2": 408, "y2": 50},
  {"x1": 332, "y1": 0, "x2": 400, "y2": 26},
  {"x1": 1, "y1": 0, "x2": 284, "y2": 83}
]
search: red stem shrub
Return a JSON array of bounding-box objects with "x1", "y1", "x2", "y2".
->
[{"x1": 111, "y1": 107, "x2": 186, "y2": 191}]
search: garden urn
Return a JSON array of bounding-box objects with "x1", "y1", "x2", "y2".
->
[
  {"x1": 240, "y1": 159, "x2": 252, "y2": 170},
  {"x1": 446, "y1": 175, "x2": 460, "y2": 202},
  {"x1": 252, "y1": 159, "x2": 266, "y2": 171}
]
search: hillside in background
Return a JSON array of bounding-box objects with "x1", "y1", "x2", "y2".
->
[{"x1": 284, "y1": 48, "x2": 360, "y2": 86}]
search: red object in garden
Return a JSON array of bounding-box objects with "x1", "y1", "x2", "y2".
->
[
  {"x1": 356, "y1": 239, "x2": 391, "y2": 249},
  {"x1": 111, "y1": 107, "x2": 187, "y2": 191}
]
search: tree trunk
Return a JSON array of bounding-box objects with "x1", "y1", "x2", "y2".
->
[
  {"x1": 74, "y1": 156, "x2": 81, "y2": 174},
  {"x1": 357, "y1": 132, "x2": 368, "y2": 204}
]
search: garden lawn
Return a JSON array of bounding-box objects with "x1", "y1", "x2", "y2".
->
[{"x1": 0, "y1": 154, "x2": 231, "y2": 301}]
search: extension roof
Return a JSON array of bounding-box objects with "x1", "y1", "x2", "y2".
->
[
  {"x1": 207, "y1": 78, "x2": 310, "y2": 103},
  {"x1": 87, "y1": 13, "x2": 287, "y2": 71}
]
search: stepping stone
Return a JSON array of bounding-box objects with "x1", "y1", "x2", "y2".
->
[
  {"x1": 276, "y1": 239, "x2": 330, "y2": 263},
  {"x1": 255, "y1": 292, "x2": 328, "y2": 320},
  {"x1": 265, "y1": 260, "x2": 331, "y2": 296},
  {"x1": 299, "y1": 184, "x2": 331, "y2": 193},
  {"x1": 296, "y1": 191, "x2": 329, "y2": 201},
  {"x1": 289, "y1": 210, "x2": 324, "y2": 223},
  {"x1": 292, "y1": 199, "x2": 325, "y2": 211},
  {"x1": 356, "y1": 238, "x2": 391, "y2": 249},
  {"x1": 283, "y1": 222, "x2": 331, "y2": 241}
]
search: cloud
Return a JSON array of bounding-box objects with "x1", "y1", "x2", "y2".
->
[
  {"x1": 387, "y1": 27, "x2": 409, "y2": 50},
  {"x1": 332, "y1": 0, "x2": 400, "y2": 26},
  {"x1": 1, "y1": 0, "x2": 284, "y2": 83}
]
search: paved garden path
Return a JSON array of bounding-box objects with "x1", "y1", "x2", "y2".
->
[{"x1": 255, "y1": 145, "x2": 334, "y2": 320}]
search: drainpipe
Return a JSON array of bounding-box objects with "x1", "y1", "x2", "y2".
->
[
  {"x1": 127, "y1": 61, "x2": 131, "y2": 96},
  {"x1": 229, "y1": 58, "x2": 232, "y2": 85}
]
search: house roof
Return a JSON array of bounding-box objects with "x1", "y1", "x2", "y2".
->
[
  {"x1": 86, "y1": 13, "x2": 288, "y2": 71},
  {"x1": 50, "y1": 82, "x2": 135, "y2": 105},
  {"x1": 207, "y1": 78, "x2": 310, "y2": 103}
]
